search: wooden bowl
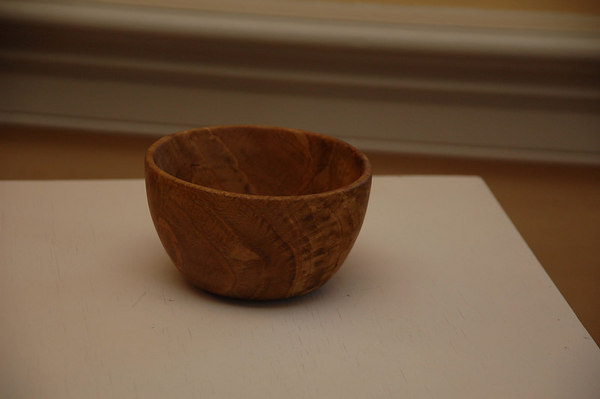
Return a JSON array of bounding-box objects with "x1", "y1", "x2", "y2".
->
[{"x1": 145, "y1": 125, "x2": 372, "y2": 300}]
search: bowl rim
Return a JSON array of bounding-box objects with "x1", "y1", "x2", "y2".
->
[{"x1": 145, "y1": 125, "x2": 372, "y2": 201}]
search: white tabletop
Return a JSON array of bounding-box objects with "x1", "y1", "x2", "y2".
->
[{"x1": 1, "y1": 177, "x2": 598, "y2": 398}]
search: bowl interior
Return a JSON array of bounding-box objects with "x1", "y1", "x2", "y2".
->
[{"x1": 151, "y1": 126, "x2": 368, "y2": 196}]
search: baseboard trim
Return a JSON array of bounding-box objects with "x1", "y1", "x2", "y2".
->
[
  {"x1": 3, "y1": 110, "x2": 597, "y2": 165},
  {"x1": 1, "y1": 0, "x2": 599, "y2": 163}
]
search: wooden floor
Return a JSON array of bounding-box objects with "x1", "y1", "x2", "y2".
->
[{"x1": 2, "y1": 124, "x2": 599, "y2": 344}]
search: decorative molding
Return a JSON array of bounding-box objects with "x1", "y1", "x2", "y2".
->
[{"x1": 1, "y1": 0, "x2": 599, "y2": 163}]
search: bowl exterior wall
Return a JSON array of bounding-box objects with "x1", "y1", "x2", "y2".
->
[{"x1": 145, "y1": 161, "x2": 371, "y2": 300}]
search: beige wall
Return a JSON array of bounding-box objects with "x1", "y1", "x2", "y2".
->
[
  {"x1": 82, "y1": 0, "x2": 600, "y2": 16},
  {"x1": 319, "y1": 0, "x2": 600, "y2": 15}
]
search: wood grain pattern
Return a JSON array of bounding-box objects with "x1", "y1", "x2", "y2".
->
[{"x1": 145, "y1": 126, "x2": 372, "y2": 300}]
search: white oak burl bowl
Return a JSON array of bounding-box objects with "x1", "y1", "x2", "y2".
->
[{"x1": 145, "y1": 125, "x2": 371, "y2": 300}]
